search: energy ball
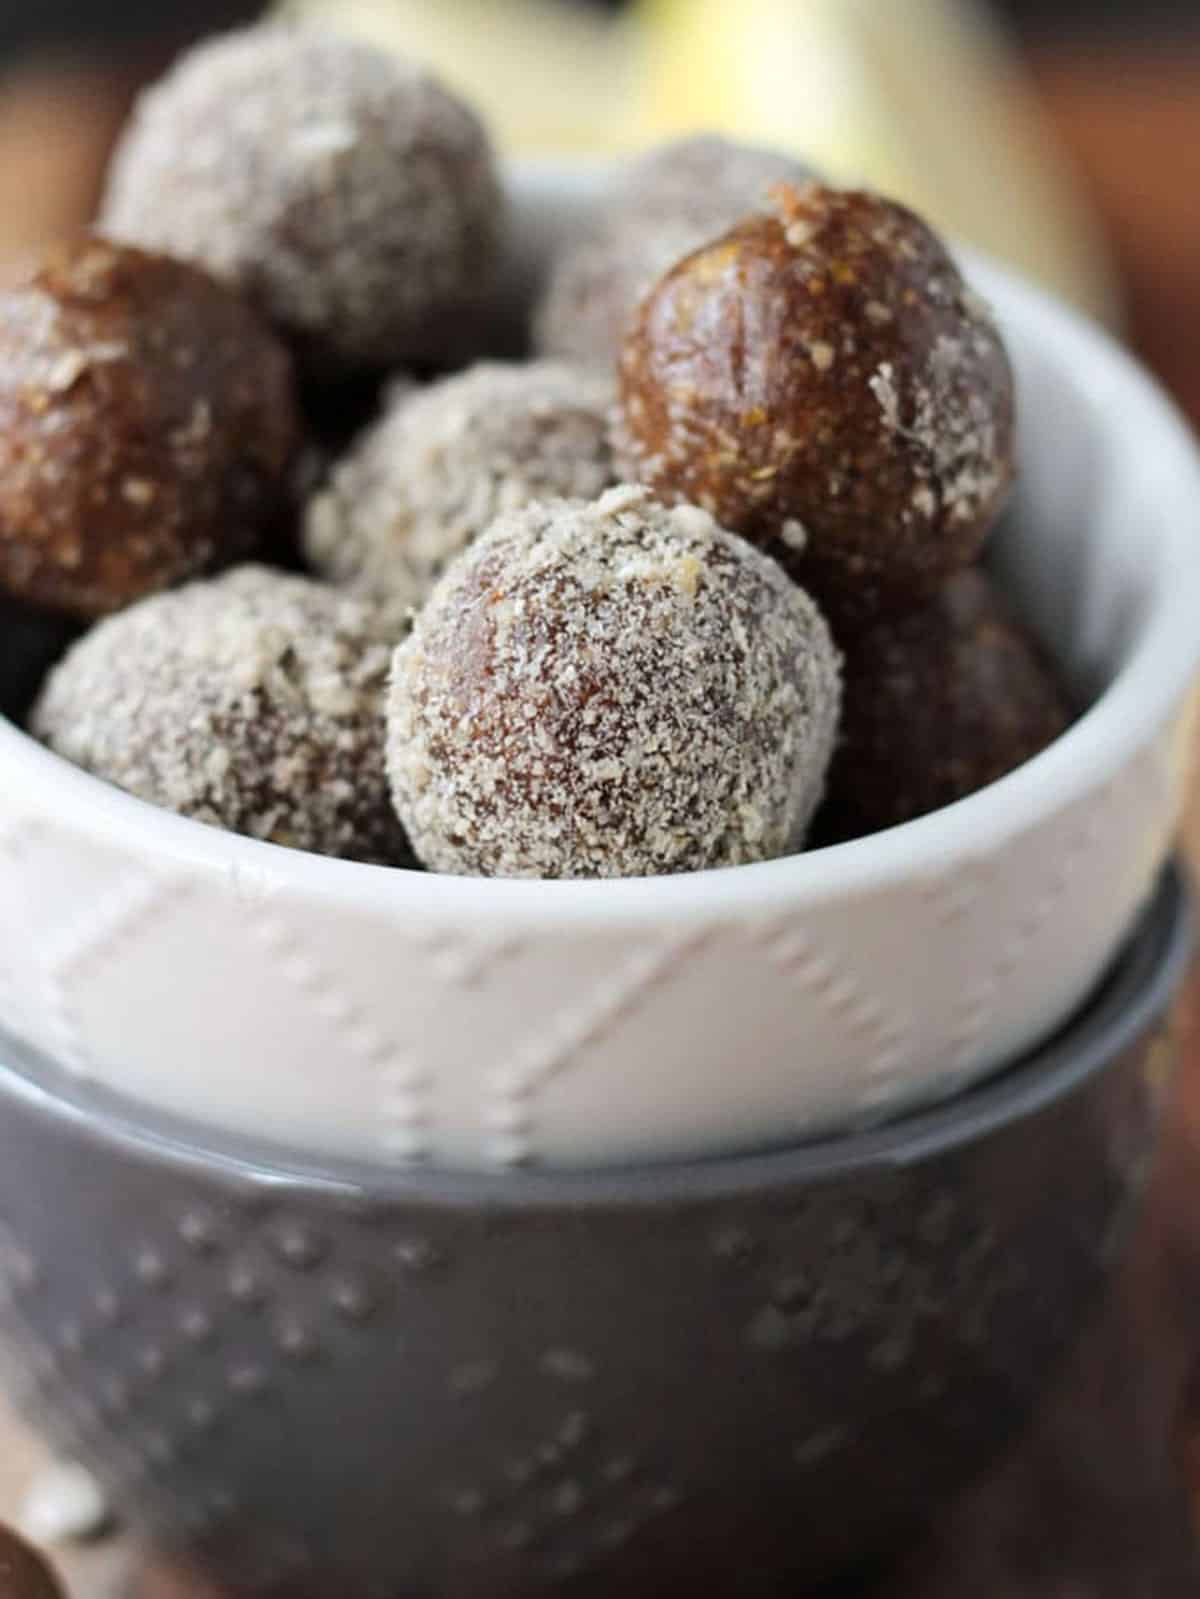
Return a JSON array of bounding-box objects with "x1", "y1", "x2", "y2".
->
[
  {"x1": 388, "y1": 484, "x2": 842, "y2": 879},
  {"x1": 33, "y1": 566, "x2": 410, "y2": 865},
  {"x1": 0, "y1": 236, "x2": 297, "y2": 620},
  {"x1": 612, "y1": 134, "x2": 819, "y2": 223},
  {"x1": 818, "y1": 570, "x2": 1071, "y2": 842},
  {"x1": 534, "y1": 134, "x2": 816, "y2": 367},
  {"x1": 0, "y1": 1524, "x2": 64, "y2": 1599},
  {"x1": 614, "y1": 184, "x2": 1016, "y2": 631},
  {"x1": 101, "y1": 24, "x2": 503, "y2": 375},
  {"x1": 304, "y1": 360, "x2": 616, "y2": 618}
]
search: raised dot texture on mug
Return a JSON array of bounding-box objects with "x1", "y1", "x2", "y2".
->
[
  {"x1": 93, "y1": 1287, "x2": 121, "y2": 1325},
  {"x1": 450, "y1": 1360, "x2": 497, "y2": 1396},
  {"x1": 137, "y1": 1343, "x2": 166, "y2": 1378},
  {"x1": 185, "y1": 1397, "x2": 216, "y2": 1431},
  {"x1": 132, "y1": 1247, "x2": 170, "y2": 1288},
  {"x1": 393, "y1": 1238, "x2": 442, "y2": 1274},
  {"x1": 178, "y1": 1307, "x2": 214, "y2": 1344},
  {"x1": 329, "y1": 1276, "x2": 376, "y2": 1322},
  {"x1": 275, "y1": 1315, "x2": 318, "y2": 1362},
  {"x1": 541, "y1": 1348, "x2": 595, "y2": 1382},
  {"x1": 227, "y1": 1363, "x2": 267, "y2": 1396},
  {"x1": 227, "y1": 1264, "x2": 263, "y2": 1306},
  {"x1": 56, "y1": 1318, "x2": 84, "y2": 1355},
  {"x1": 178, "y1": 1210, "x2": 219, "y2": 1254},
  {"x1": 271, "y1": 1223, "x2": 325, "y2": 1271}
]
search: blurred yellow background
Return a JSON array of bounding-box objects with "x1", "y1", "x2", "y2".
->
[
  {"x1": 0, "y1": 0, "x2": 1195, "y2": 420},
  {"x1": 282, "y1": 0, "x2": 1118, "y2": 323}
]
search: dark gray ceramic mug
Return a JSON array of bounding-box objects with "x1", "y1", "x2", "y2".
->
[{"x1": 0, "y1": 866, "x2": 1189, "y2": 1597}]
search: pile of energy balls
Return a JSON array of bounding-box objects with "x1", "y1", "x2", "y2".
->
[{"x1": 13, "y1": 23, "x2": 1070, "y2": 880}]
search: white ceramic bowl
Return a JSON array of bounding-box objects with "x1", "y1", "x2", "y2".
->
[{"x1": 0, "y1": 163, "x2": 1197, "y2": 1172}]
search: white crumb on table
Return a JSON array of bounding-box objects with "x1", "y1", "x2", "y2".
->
[{"x1": 20, "y1": 1460, "x2": 111, "y2": 1546}]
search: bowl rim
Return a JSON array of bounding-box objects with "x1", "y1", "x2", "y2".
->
[
  {"x1": 4, "y1": 170, "x2": 1200, "y2": 924},
  {"x1": 0, "y1": 861, "x2": 1188, "y2": 1205}
]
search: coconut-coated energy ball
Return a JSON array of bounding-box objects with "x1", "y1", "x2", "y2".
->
[
  {"x1": 0, "y1": 236, "x2": 297, "y2": 620},
  {"x1": 304, "y1": 361, "x2": 616, "y2": 618},
  {"x1": 817, "y1": 570, "x2": 1071, "y2": 842},
  {"x1": 387, "y1": 484, "x2": 842, "y2": 879},
  {"x1": 33, "y1": 566, "x2": 410, "y2": 865},
  {"x1": 534, "y1": 134, "x2": 817, "y2": 367},
  {"x1": 614, "y1": 184, "x2": 1016, "y2": 632},
  {"x1": 101, "y1": 24, "x2": 503, "y2": 375}
]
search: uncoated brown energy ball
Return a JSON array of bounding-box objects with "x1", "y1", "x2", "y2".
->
[
  {"x1": 387, "y1": 484, "x2": 842, "y2": 879},
  {"x1": 614, "y1": 184, "x2": 1016, "y2": 632},
  {"x1": 818, "y1": 570, "x2": 1071, "y2": 842},
  {"x1": 303, "y1": 361, "x2": 616, "y2": 619},
  {"x1": 0, "y1": 1524, "x2": 65, "y2": 1599},
  {"x1": 0, "y1": 236, "x2": 297, "y2": 620},
  {"x1": 101, "y1": 24, "x2": 504, "y2": 375},
  {"x1": 33, "y1": 566, "x2": 410, "y2": 865},
  {"x1": 534, "y1": 134, "x2": 817, "y2": 367}
]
